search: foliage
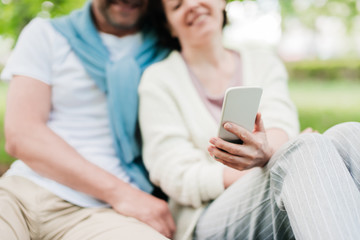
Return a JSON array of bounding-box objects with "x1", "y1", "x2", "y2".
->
[
  {"x1": 0, "y1": 0, "x2": 86, "y2": 40},
  {"x1": 286, "y1": 59, "x2": 360, "y2": 81},
  {"x1": 0, "y1": 81, "x2": 14, "y2": 165},
  {"x1": 227, "y1": 0, "x2": 359, "y2": 33},
  {"x1": 279, "y1": 0, "x2": 359, "y2": 32},
  {"x1": 1, "y1": 0, "x2": 359, "y2": 40}
]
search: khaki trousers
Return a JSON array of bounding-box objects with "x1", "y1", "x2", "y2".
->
[{"x1": 0, "y1": 175, "x2": 168, "y2": 240}]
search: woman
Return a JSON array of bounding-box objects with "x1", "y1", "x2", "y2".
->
[{"x1": 139, "y1": 0, "x2": 360, "y2": 239}]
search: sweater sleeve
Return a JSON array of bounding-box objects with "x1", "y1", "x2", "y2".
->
[
  {"x1": 139, "y1": 61, "x2": 225, "y2": 208},
  {"x1": 246, "y1": 49, "x2": 300, "y2": 139}
]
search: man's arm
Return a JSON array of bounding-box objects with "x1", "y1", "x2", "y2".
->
[{"x1": 5, "y1": 76, "x2": 175, "y2": 238}]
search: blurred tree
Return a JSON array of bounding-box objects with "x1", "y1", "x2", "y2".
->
[
  {"x1": 227, "y1": 0, "x2": 359, "y2": 32},
  {"x1": 278, "y1": 0, "x2": 359, "y2": 32},
  {"x1": 0, "y1": 0, "x2": 86, "y2": 40},
  {"x1": 1, "y1": 0, "x2": 359, "y2": 40}
]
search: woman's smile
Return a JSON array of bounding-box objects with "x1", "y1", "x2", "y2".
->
[{"x1": 186, "y1": 11, "x2": 209, "y2": 26}]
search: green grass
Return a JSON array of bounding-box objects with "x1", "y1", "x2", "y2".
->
[
  {"x1": 289, "y1": 80, "x2": 360, "y2": 133},
  {"x1": 0, "y1": 80, "x2": 360, "y2": 166}
]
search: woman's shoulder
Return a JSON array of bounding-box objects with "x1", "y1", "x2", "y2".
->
[
  {"x1": 230, "y1": 44, "x2": 285, "y2": 75},
  {"x1": 229, "y1": 44, "x2": 280, "y2": 62},
  {"x1": 145, "y1": 50, "x2": 183, "y2": 73},
  {"x1": 141, "y1": 50, "x2": 187, "y2": 85}
]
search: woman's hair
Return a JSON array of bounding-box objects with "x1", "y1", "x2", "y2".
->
[{"x1": 148, "y1": 0, "x2": 228, "y2": 51}]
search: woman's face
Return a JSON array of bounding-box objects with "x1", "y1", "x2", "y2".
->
[{"x1": 162, "y1": 0, "x2": 226, "y2": 47}]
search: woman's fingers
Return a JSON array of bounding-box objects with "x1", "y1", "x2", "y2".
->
[
  {"x1": 211, "y1": 122, "x2": 259, "y2": 155},
  {"x1": 209, "y1": 115, "x2": 271, "y2": 170},
  {"x1": 254, "y1": 112, "x2": 265, "y2": 133},
  {"x1": 208, "y1": 145, "x2": 253, "y2": 170},
  {"x1": 223, "y1": 122, "x2": 253, "y2": 145},
  {"x1": 301, "y1": 127, "x2": 318, "y2": 134},
  {"x1": 209, "y1": 137, "x2": 246, "y2": 156}
]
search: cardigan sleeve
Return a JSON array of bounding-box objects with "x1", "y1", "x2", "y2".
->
[
  {"x1": 245, "y1": 49, "x2": 300, "y2": 139},
  {"x1": 139, "y1": 61, "x2": 225, "y2": 208}
]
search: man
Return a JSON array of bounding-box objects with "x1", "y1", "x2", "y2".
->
[{"x1": 0, "y1": 0, "x2": 175, "y2": 239}]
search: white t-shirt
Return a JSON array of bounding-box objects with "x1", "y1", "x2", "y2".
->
[{"x1": 1, "y1": 18, "x2": 143, "y2": 207}]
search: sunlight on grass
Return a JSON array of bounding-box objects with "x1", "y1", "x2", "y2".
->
[{"x1": 289, "y1": 80, "x2": 360, "y2": 133}]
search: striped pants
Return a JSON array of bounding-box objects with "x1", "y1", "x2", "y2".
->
[{"x1": 195, "y1": 122, "x2": 360, "y2": 240}]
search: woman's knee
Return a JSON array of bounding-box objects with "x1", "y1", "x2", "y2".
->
[
  {"x1": 269, "y1": 133, "x2": 334, "y2": 208},
  {"x1": 272, "y1": 133, "x2": 327, "y2": 164},
  {"x1": 323, "y1": 122, "x2": 360, "y2": 155},
  {"x1": 269, "y1": 132, "x2": 333, "y2": 178},
  {"x1": 324, "y1": 122, "x2": 360, "y2": 140}
]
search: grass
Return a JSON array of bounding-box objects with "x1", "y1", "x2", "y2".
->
[
  {"x1": 289, "y1": 80, "x2": 360, "y2": 133},
  {"x1": 0, "y1": 79, "x2": 360, "y2": 166}
]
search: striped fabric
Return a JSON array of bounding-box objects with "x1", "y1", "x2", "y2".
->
[{"x1": 195, "y1": 122, "x2": 360, "y2": 240}]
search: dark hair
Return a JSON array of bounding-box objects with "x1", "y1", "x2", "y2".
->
[{"x1": 148, "y1": 0, "x2": 228, "y2": 51}]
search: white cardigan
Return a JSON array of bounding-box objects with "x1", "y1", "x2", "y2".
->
[{"x1": 139, "y1": 49, "x2": 299, "y2": 240}]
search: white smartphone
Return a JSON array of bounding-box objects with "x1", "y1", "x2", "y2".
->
[{"x1": 218, "y1": 86, "x2": 263, "y2": 143}]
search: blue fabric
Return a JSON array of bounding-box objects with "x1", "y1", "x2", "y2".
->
[{"x1": 51, "y1": 1, "x2": 169, "y2": 193}]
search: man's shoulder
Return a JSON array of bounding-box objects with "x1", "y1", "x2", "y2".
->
[
  {"x1": 23, "y1": 17, "x2": 53, "y2": 33},
  {"x1": 17, "y1": 17, "x2": 59, "y2": 44},
  {"x1": 140, "y1": 50, "x2": 187, "y2": 89}
]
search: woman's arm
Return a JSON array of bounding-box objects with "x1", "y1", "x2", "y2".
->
[
  {"x1": 219, "y1": 114, "x2": 288, "y2": 185},
  {"x1": 5, "y1": 76, "x2": 175, "y2": 238},
  {"x1": 139, "y1": 66, "x2": 226, "y2": 208},
  {"x1": 211, "y1": 50, "x2": 299, "y2": 172}
]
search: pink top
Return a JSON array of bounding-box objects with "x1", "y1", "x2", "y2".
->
[{"x1": 184, "y1": 51, "x2": 243, "y2": 123}]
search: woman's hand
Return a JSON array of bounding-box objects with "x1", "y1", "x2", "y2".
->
[
  {"x1": 301, "y1": 127, "x2": 318, "y2": 134},
  {"x1": 208, "y1": 113, "x2": 274, "y2": 171}
]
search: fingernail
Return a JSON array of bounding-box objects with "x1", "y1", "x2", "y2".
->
[
  {"x1": 224, "y1": 123, "x2": 232, "y2": 129},
  {"x1": 210, "y1": 138, "x2": 217, "y2": 144}
]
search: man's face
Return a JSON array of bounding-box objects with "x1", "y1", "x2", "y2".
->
[{"x1": 92, "y1": 0, "x2": 149, "y2": 33}]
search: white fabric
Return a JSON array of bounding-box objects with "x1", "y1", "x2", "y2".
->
[
  {"x1": 1, "y1": 18, "x2": 143, "y2": 207},
  {"x1": 139, "y1": 50, "x2": 300, "y2": 240},
  {"x1": 195, "y1": 122, "x2": 360, "y2": 240}
]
